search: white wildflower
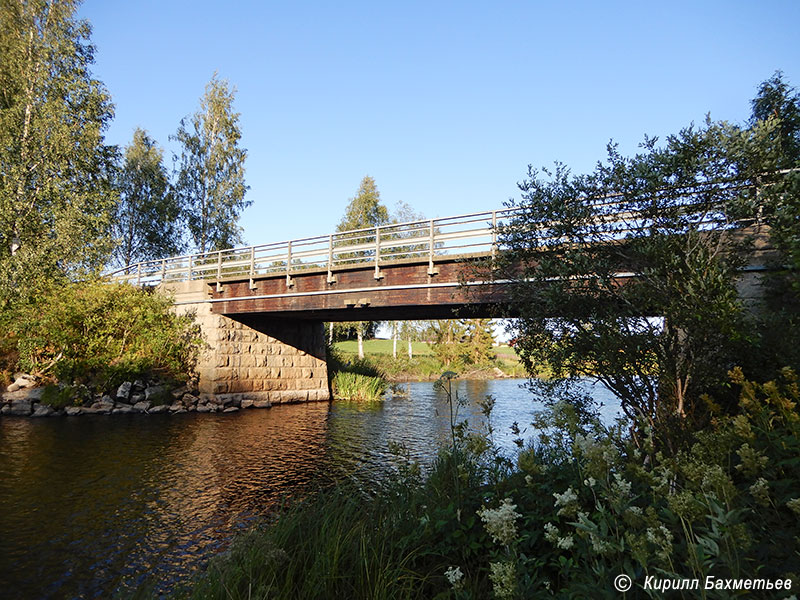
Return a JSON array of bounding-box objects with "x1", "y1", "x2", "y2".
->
[
  {"x1": 543, "y1": 522, "x2": 560, "y2": 543},
  {"x1": 553, "y1": 486, "x2": 579, "y2": 516},
  {"x1": 749, "y1": 477, "x2": 771, "y2": 507},
  {"x1": 612, "y1": 473, "x2": 632, "y2": 497},
  {"x1": 489, "y1": 560, "x2": 516, "y2": 600},
  {"x1": 787, "y1": 497, "x2": 800, "y2": 517},
  {"x1": 556, "y1": 535, "x2": 574, "y2": 550},
  {"x1": 478, "y1": 498, "x2": 521, "y2": 546},
  {"x1": 583, "y1": 477, "x2": 596, "y2": 488},
  {"x1": 444, "y1": 565, "x2": 464, "y2": 590}
]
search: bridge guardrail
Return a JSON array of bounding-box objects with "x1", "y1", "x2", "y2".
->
[
  {"x1": 105, "y1": 208, "x2": 520, "y2": 289},
  {"x1": 107, "y1": 171, "x2": 781, "y2": 291}
]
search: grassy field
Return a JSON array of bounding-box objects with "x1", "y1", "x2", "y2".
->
[
  {"x1": 334, "y1": 339, "x2": 434, "y2": 356},
  {"x1": 332, "y1": 339, "x2": 527, "y2": 380}
]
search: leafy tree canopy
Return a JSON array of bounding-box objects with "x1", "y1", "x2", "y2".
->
[
  {"x1": 112, "y1": 127, "x2": 183, "y2": 267},
  {"x1": 174, "y1": 73, "x2": 250, "y2": 254},
  {"x1": 0, "y1": 0, "x2": 117, "y2": 302},
  {"x1": 497, "y1": 80, "x2": 798, "y2": 446}
]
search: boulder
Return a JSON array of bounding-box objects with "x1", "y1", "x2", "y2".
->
[
  {"x1": 65, "y1": 406, "x2": 82, "y2": 416},
  {"x1": 130, "y1": 392, "x2": 146, "y2": 404},
  {"x1": 31, "y1": 405, "x2": 54, "y2": 418},
  {"x1": 133, "y1": 401, "x2": 151, "y2": 413},
  {"x1": 3, "y1": 387, "x2": 45, "y2": 403},
  {"x1": 116, "y1": 382, "x2": 133, "y2": 400},
  {"x1": 7, "y1": 374, "x2": 35, "y2": 393},
  {"x1": 181, "y1": 393, "x2": 198, "y2": 407},
  {"x1": 9, "y1": 398, "x2": 33, "y2": 416},
  {"x1": 241, "y1": 399, "x2": 255, "y2": 409},
  {"x1": 112, "y1": 406, "x2": 134, "y2": 414},
  {"x1": 132, "y1": 379, "x2": 147, "y2": 392},
  {"x1": 222, "y1": 406, "x2": 239, "y2": 413},
  {"x1": 252, "y1": 400, "x2": 271, "y2": 409},
  {"x1": 145, "y1": 386, "x2": 167, "y2": 403},
  {"x1": 196, "y1": 404, "x2": 212, "y2": 413},
  {"x1": 169, "y1": 403, "x2": 183, "y2": 412},
  {"x1": 0, "y1": 405, "x2": 10, "y2": 415},
  {"x1": 170, "y1": 385, "x2": 189, "y2": 399},
  {"x1": 148, "y1": 404, "x2": 169, "y2": 414}
]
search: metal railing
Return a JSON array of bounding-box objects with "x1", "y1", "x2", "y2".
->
[
  {"x1": 105, "y1": 209, "x2": 519, "y2": 289},
  {"x1": 106, "y1": 173, "x2": 771, "y2": 291}
]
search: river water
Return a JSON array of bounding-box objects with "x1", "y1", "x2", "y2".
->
[{"x1": 0, "y1": 378, "x2": 618, "y2": 599}]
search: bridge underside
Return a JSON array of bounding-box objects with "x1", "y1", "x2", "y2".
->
[{"x1": 210, "y1": 256, "x2": 509, "y2": 322}]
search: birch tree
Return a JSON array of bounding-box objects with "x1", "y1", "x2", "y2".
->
[
  {"x1": 112, "y1": 128, "x2": 183, "y2": 267},
  {"x1": 0, "y1": 0, "x2": 116, "y2": 299},
  {"x1": 174, "y1": 74, "x2": 249, "y2": 254}
]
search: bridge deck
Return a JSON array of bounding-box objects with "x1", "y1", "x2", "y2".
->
[{"x1": 207, "y1": 253, "x2": 506, "y2": 321}]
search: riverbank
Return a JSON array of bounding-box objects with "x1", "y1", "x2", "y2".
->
[{"x1": 0, "y1": 376, "x2": 274, "y2": 418}]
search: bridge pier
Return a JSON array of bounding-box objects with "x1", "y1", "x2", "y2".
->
[{"x1": 165, "y1": 281, "x2": 330, "y2": 406}]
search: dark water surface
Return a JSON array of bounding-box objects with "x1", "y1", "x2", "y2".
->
[{"x1": 0, "y1": 379, "x2": 617, "y2": 599}]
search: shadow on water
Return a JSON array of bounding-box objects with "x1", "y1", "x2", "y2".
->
[{"x1": 0, "y1": 378, "x2": 619, "y2": 599}]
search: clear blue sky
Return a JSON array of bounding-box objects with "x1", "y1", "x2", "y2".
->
[{"x1": 78, "y1": 0, "x2": 799, "y2": 248}]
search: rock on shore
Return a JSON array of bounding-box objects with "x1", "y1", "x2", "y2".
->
[{"x1": 1, "y1": 375, "x2": 273, "y2": 418}]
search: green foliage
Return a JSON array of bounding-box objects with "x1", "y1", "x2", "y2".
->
[
  {"x1": 40, "y1": 384, "x2": 80, "y2": 408},
  {"x1": 4, "y1": 280, "x2": 201, "y2": 389},
  {"x1": 167, "y1": 369, "x2": 799, "y2": 599},
  {"x1": 430, "y1": 319, "x2": 496, "y2": 369},
  {"x1": 112, "y1": 128, "x2": 183, "y2": 266},
  {"x1": 173, "y1": 73, "x2": 250, "y2": 253},
  {"x1": 337, "y1": 175, "x2": 390, "y2": 233},
  {"x1": 0, "y1": 0, "x2": 117, "y2": 302},
  {"x1": 498, "y1": 114, "x2": 788, "y2": 443},
  {"x1": 332, "y1": 371, "x2": 387, "y2": 402}
]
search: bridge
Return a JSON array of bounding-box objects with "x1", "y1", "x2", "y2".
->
[
  {"x1": 108, "y1": 210, "x2": 518, "y2": 405},
  {"x1": 108, "y1": 202, "x2": 775, "y2": 407}
]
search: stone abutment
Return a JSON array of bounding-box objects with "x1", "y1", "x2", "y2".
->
[{"x1": 165, "y1": 281, "x2": 330, "y2": 406}]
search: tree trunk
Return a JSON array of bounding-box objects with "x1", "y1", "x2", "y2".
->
[
  {"x1": 392, "y1": 322, "x2": 397, "y2": 358},
  {"x1": 408, "y1": 338, "x2": 412, "y2": 359},
  {"x1": 357, "y1": 327, "x2": 364, "y2": 359},
  {"x1": 329, "y1": 322, "x2": 334, "y2": 345}
]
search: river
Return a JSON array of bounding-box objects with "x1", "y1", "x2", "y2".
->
[{"x1": 0, "y1": 378, "x2": 619, "y2": 599}]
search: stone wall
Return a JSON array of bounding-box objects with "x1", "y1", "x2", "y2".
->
[{"x1": 165, "y1": 281, "x2": 330, "y2": 406}]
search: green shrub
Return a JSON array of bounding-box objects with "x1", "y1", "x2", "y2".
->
[
  {"x1": 4, "y1": 280, "x2": 202, "y2": 390},
  {"x1": 40, "y1": 384, "x2": 79, "y2": 408}
]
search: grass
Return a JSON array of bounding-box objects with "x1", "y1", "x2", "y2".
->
[
  {"x1": 331, "y1": 371, "x2": 387, "y2": 402},
  {"x1": 334, "y1": 339, "x2": 435, "y2": 356},
  {"x1": 333, "y1": 340, "x2": 528, "y2": 380}
]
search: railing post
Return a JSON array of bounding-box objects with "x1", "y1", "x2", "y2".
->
[
  {"x1": 216, "y1": 250, "x2": 223, "y2": 292},
  {"x1": 327, "y1": 233, "x2": 336, "y2": 284},
  {"x1": 249, "y1": 246, "x2": 256, "y2": 290},
  {"x1": 491, "y1": 210, "x2": 498, "y2": 263},
  {"x1": 161, "y1": 258, "x2": 166, "y2": 284},
  {"x1": 188, "y1": 255, "x2": 193, "y2": 282},
  {"x1": 136, "y1": 262, "x2": 141, "y2": 286},
  {"x1": 286, "y1": 241, "x2": 294, "y2": 288},
  {"x1": 427, "y1": 219, "x2": 438, "y2": 276},
  {"x1": 374, "y1": 226, "x2": 383, "y2": 280}
]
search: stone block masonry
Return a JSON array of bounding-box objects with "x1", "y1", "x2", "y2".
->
[{"x1": 164, "y1": 281, "x2": 331, "y2": 406}]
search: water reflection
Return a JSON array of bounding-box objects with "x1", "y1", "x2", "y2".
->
[{"x1": 0, "y1": 379, "x2": 619, "y2": 599}]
